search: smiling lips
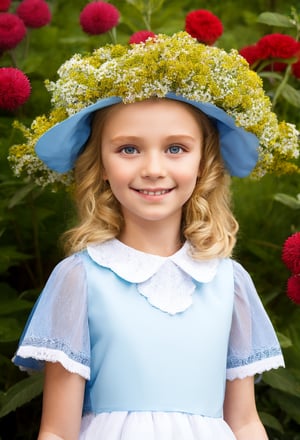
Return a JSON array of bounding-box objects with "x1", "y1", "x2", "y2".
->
[{"x1": 136, "y1": 189, "x2": 172, "y2": 196}]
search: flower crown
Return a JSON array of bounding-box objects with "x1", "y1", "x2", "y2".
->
[{"x1": 9, "y1": 32, "x2": 300, "y2": 187}]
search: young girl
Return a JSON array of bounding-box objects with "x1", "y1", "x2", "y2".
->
[{"x1": 12, "y1": 32, "x2": 294, "y2": 440}]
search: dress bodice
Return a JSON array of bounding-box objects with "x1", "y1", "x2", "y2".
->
[{"x1": 82, "y1": 252, "x2": 234, "y2": 417}]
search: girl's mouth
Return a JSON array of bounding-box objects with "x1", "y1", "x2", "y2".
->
[{"x1": 137, "y1": 189, "x2": 172, "y2": 196}]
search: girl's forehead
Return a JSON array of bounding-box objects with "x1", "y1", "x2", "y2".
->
[
  {"x1": 101, "y1": 99, "x2": 205, "y2": 137},
  {"x1": 104, "y1": 98, "x2": 206, "y2": 124}
]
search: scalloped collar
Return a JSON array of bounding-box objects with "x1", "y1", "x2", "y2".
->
[{"x1": 87, "y1": 239, "x2": 219, "y2": 283}]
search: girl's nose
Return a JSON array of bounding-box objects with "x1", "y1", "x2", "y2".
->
[{"x1": 141, "y1": 152, "x2": 167, "y2": 179}]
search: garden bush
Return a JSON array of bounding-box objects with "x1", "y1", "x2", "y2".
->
[{"x1": 0, "y1": 0, "x2": 299, "y2": 438}]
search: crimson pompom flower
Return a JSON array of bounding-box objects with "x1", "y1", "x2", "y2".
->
[
  {"x1": 291, "y1": 42, "x2": 300, "y2": 79},
  {"x1": 0, "y1": 67, "x2": 31, "y2": 111},
  {"x1": 0, "y1": 13, "x2": 26, "y2": 51},
  {"x1": 286, "y1": 275, "x2": 300, "y2": 304},
  {"x1": 129, "y1": 30, "x2": 156, "y2": 44},
  {"x1": 185, "y1": 9, "x2": 223, "y2": 45},
  {"x1": 80, "y1": 1, "x2": 120, "y2": 35},
  {"x1": 292, "y1": 59, "x2": 300, "y2": 79},
  {"x1": 0, "y1": 0, "x2": 11, "y2": 12},
  {"x1": 16, "y1": 0, "x2": 51, "y2": 29},
  {"x1": 256, "y1": 33, "x2": 300, "y2": 61},
  {"x1": 282, "y1": 232, "x2": 300, "y2": 274},
  {"x1": 239, "y1": 44, "x2": 261, "y2": 66}
]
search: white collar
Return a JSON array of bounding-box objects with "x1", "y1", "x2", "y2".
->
[
  {"x1": 87, "y1": 239, "x2": 219, "y2": 283},
  {"x1": 87, "y1": 239, "x2": 219, "y2": 314}
]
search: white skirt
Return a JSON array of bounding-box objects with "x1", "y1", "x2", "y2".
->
[{"x1": 80, "y1": 412, "x2": 236, "y2": 439}]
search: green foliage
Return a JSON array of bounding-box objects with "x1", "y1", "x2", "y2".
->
[
  {"x1": 1, "y1": 0, "x2": 300, "y2": 438},
  {"x1": 0, "y1": 374, "x2": 43, "y2": 419},
  {"x1": 232, "y1": 173, "x2": 300, "y2": 438}
]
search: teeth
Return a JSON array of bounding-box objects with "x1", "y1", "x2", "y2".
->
[{"x1": 139, "y1": 189, "x2": 169, "y2": 196}]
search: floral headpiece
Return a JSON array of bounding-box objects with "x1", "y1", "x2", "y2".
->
[{"x1": 9, "y1": 32, "x2": 300, "y2": 187}]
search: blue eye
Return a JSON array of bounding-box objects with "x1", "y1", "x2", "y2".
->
[
  {"x1": 168, "y1": 145, "x2": 183, "y2": 154},
  {"x1": 121, "y1": 145, "x2": 138, "y2": 154}
]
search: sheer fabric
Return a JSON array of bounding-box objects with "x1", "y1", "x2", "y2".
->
[{"x1": 13, "y1": 240, "x2": 284, "y2": 439}]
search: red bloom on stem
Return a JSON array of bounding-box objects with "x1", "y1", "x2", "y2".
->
[
  {"x1": 286, "y1": 275, "x2": 300, "y2": 304},
  {"x1": 282, "y1": 232, "x2": 300, "y2": 274},
  {"x1": 185, "y1": 9, "x2": 223, "y2": 45},
  {"x1": 0, "y1": 0, "x2": 11, "y2": 12},
  {"x1": 292, "y1": 59, "x2": 300, "y2": 79},
  {"x1": 16, "y1": 0, "x2": 51, "y2": 29},
  {"x1": 129, "y1": 30, "x2": 156, "y2": 44},
  {"x1": 80, "y1": 1, "x2": 120, "y2": 35},
  {"x1": 256, "y1": 33, "x2": 300, "y2": 60},
  {"x1": 239, "y1": 44, "x2": 261, "y2": 66},
  {"x1": 291, "y1": 43, "x2": 300, "y2": 79},
  {"x1": 0, "y1": 13, "x2": 26, "y2": 51},
  {"x1": 0, "y1": 67, "x2": 31, "y2": 111}
]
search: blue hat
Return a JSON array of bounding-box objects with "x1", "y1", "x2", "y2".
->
[{"x1": 35, "y1": 92, "x2": 259, "y2": 178}]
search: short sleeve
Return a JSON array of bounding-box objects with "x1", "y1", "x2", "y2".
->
[
  {"x1": 226, "y1": 261, "x2": 285, "y2": 380},
  {"x1": 12, "y1": 254, "x2": 90, "y2": 380}
]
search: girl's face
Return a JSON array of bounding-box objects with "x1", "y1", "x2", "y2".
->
[{"x1": 101, "y1": 99, "x2": 203, "y2": 229}]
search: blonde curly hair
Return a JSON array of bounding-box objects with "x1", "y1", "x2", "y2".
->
[{"x1": 62, "y1": 99, "x2": 238, "y2": 259}]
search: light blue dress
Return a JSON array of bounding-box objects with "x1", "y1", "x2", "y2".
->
[{"x1": 13, "y1": 239, "x2": 284, "y2": 439}]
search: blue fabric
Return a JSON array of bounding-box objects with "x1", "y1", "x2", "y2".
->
[
  {"x1": 35, "y1": 94, "x2": 258, "y2": 177},
  {"x1": 82, "y1": 254, "x2": 234, "y2": 417},
  {"x1": 13, "y1": 250, "x2": 283, "y2": 416}
]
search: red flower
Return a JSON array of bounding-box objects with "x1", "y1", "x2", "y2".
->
[
  {"x1": 256, "y1": 33, "x2": 300, "y2": 61},
  {"x1": 239, "y1": 44, "x2": 261, "y2": 66},
  {"x1": 16, "y1": 0, "x2": 51, "y2": 29},
  {"x1": 282, "y1": 232, "x2": 300, "y2": 274},
  {"x1": 0, "y1": 67, "x2": 31, "y2": 111},
  {"x1": 80, "y1": 1, "x2": 120, "y2": 35},
  {"x1": 291, "y1": 43, "x2": 300, "y2": 79},
  {"x1": 0, "y1": 13, "x2": 26, "y2": 51},
  {"x1": 292, "y1": 59, "x2": 300, "y2": 79},
  {"x1": 286, "y1": 275, "x2": 300, "y2": 304},
  {"x1": 0, "y1": 0, "x2": 11, "y2": 12},
  {"x1": 185, "y1": 9, "x2": 223, "y2": 45},
  {"x1": 129, "y1": 30, "x2": 156, "y2": 44}
]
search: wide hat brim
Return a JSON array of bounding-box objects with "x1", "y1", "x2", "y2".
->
[{"x1": 35, "y1": 93, "x2": 259, "y2": 177}]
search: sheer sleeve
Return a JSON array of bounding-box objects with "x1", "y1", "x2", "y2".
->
[
  {"x1": 12, "y1": 253, "x2": 90, "y2": 379},
  {"x1": 226, "y1": 261, "x2": 285, "y2": 381}
]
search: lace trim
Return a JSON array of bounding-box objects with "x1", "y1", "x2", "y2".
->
[
  {"x1": 15, "y1": 346, "x2": 90, "y2": 379},
  {"x1": 138, "y1": 260, "x2": 196, "y2": 314},
  {"x1": 226, "y1": 355, "x2": 285, "y2": 380}
]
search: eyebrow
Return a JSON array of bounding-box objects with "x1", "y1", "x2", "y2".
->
[{"x1": 109, "y1": 134, "x2": 198, "y2": 143}]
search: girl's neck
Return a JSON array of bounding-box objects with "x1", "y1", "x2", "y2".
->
[{"x1": 118, "y1": 220, "x2": 183, "y2": 257}]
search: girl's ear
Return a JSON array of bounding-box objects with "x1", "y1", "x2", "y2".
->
[{"x1": 102, "y1": 168, "x2": 108, "y2": 181}]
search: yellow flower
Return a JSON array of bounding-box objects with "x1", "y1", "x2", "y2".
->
[{"x1": 9, "y1": 32, "x2": 300, "y2": 187}]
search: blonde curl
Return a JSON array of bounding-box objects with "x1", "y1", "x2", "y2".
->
[{"x1": 62, "y1": 100, "x2": 238, "y2": 259}]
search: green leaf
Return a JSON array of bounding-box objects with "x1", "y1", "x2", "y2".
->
[
  {"x1": 257, "y1": 12, "x2": 295, "y2": 28},
  {"x1": 0, "y1": 298, "x2": 33, "y2": 316},
  {"x1": 281, "y1": 84, "x2": 300, "y2": 108},
  {"x1": 259, "y1": 411, "x2": 284, "y2": 433},
  {"x1": 0, "y1": 374, "x2": 43, "y2": 418},
  {"x1": 8, "y1": 183, "x2": 37, "y2": 209},
  {"x1": 263, "y1": 369, "x2": 300, "y2": 397},
  {"x1": 259, "y1": 71, "x2": 283, "y2": 81},
  {"x1": 269, "y1": 389, "x2": 300, "y2": 424},
  {"x1": 0, "y1": 246, "x2": 30, "y2": 274},
  {"x1": 0, "y1": 318, "x2": 24, "y2": 342},
  {"x1": 277, "y1": 332, "x2": 293, "y2": 349},
  {"x1": 274, "y1": 193, "x2": 300, "y2": 209},
  {"x1": 125, "y1": 0, "x2": 165, "y2": 15}
]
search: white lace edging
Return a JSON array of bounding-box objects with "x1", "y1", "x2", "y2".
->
[
  {"x1": 14, "y1": 346, "x2": 90, "y2": 380},
  {"x1": 226, "y1": 355, "x2": 285, "y2": 381},
  {"x1": 138, "y1": 260, "x2": 196, "y2": 314}
]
